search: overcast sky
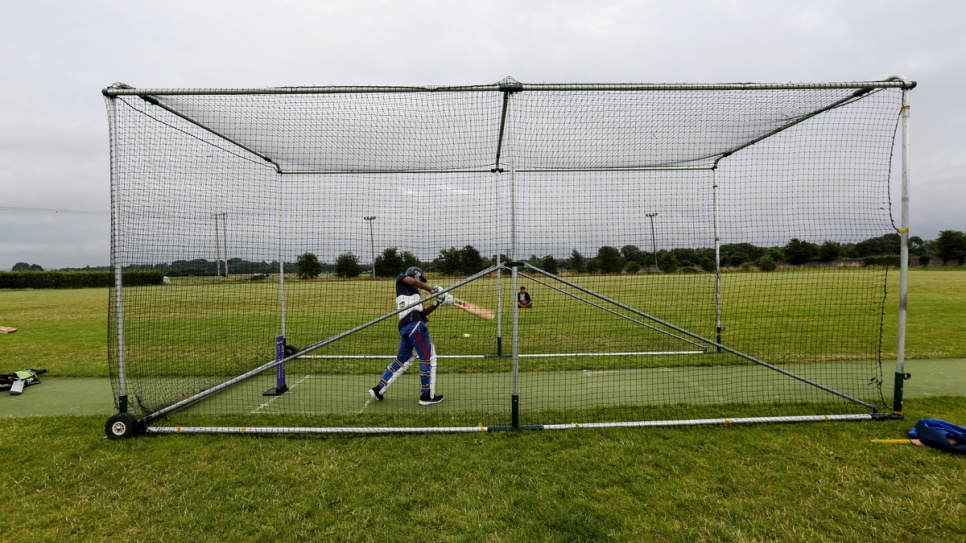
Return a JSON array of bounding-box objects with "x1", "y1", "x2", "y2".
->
[{"x1": 1, "y1": 0, "x2": 963, "y2": 269}]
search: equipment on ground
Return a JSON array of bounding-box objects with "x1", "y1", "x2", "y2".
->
[{"x1": 2, "y1": 368, "x2": 47, "y2": 395}]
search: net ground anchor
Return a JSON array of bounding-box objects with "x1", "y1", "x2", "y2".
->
[{"x1": 263, "y1": 385, "x2": 289, "y2": 396}]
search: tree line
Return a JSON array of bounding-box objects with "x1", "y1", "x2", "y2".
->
[
  {"x1": 299, "y1": 230, "x2": 966, "y2": 279},
  {"x1": 14, "y1": 230, "x2": 965, "y2": 277},
  {"x1": 11, "y1": 262, "x2": 44, "y2": 271}
]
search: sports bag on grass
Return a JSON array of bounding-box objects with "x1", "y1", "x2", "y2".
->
[{"x1": 908, "y1": 418, "x2": 966, "y2": 455}]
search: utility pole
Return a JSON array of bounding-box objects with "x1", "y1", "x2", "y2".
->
[
  {"x1": 214, "y1": 212, "x2": 228, "y2": 278},
  {"x1": 364, "y1": 216, "x2": 377, "y2": 278},
  {"x1": 646, "y1": 212, "x2": 659, "y2": 270}
]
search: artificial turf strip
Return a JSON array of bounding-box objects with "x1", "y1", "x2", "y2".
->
[{"x1": 2, "y1": 358, "x2": 963, "y2": 419}]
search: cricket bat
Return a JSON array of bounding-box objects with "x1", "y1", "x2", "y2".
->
[
  {"x1": 0, "y1": 326, "x2": 17, "y2": 333},
  {"x1": 452, "y1": 298, "x2": 495, "y2": 320},
  {"x1": 871, "y1": 439, "x2": 922, "y2": 445}
]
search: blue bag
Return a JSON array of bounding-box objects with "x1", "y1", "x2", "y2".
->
[{"x1": 908, "y1": 418, "x2": 966, "y2": 454}]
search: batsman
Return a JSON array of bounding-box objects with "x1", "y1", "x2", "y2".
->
[{"x1": 369, "y1": 266, "x2": 453, "y2": 405}]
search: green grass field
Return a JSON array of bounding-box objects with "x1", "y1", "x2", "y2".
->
[
  {"x1": 5, "y1": 268, "x2": 965, "y2": 427},
  {"x1": 3, "y1": 268, "x2": 964, "y2": 379},
  {"x1": 1, "y1": 398, "x2": 964, "y2": 541},
  {"x1": 1, "y1": 269, "x2": 965, "y2": 541}
]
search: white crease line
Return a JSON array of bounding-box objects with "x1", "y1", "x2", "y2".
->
[{"x1": 251, "y1": 374, "x2": 313, "y2": 414}]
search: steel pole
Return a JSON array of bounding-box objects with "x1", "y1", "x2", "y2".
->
[
  {"x1": 646, "y1": 213, "x2": 658, "y2": 269},
  {"x1": 364, "y1": 216, "x2": 377, "y2": 279},
  {"x1": 894, "y1": 85, "x2": 912, "y2": 414}
]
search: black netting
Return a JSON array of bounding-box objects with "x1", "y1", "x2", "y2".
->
[{"x1": 105, "y1": 82, "x2": 905, "y2": 433}]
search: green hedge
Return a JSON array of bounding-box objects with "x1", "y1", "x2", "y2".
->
[
  {"x1": 861, "y1": 255, "x2": 901, "y2": 268},
  {"x1": 0, "y1": 270, "x2": 165, "y2": 289}
]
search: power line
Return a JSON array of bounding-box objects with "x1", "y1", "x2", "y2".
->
[{"x1": 0, "y1": 206, "x2": 109, "y2": 216}]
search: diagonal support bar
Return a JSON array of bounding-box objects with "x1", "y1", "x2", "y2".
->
[
  {"x1": 519, "y1": 271, "x2": 707, "y2": 350},
  {"x1": 140, "y1": 264, "x2": 506, "y2": 424},
  {"x1": 521, "y1": 262, "x2": 877, "y2": 411}
]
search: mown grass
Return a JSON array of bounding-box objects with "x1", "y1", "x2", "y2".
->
[
  {"x1": 1, "y1": 271, "x2": 965, "y2": 541},
  {"x1": 885, "y1": 268, "x2": 966, "y2": 358},
  {"x1": 0, "y1": 287, "x2": 107, "y2": 375},
  {"x1": 1, "y1": 396, "x2": 964, "y2": 542},
  {"x1": 1, "y1": 268, "x2": 964, "y2": 377}
]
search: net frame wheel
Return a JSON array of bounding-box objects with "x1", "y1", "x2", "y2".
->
[{"x1": 105, "y1": 412, "x2": 142, "y2": 440}]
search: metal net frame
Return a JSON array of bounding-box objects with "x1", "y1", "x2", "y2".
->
[{"x1": 102, "y1": 77, "x2": 915, "y2": 437}]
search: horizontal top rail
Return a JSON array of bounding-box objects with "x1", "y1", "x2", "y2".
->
[{"x1": 103, "y1": 79, "x2": 916, "y2": 97}]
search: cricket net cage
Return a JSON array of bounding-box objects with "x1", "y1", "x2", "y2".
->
[{"x1": 102, "y1": 77, "x2": 915, "y2": 437}]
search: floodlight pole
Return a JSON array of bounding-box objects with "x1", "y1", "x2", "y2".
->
[
  {"x1": 214, "y1": 214, "x2": 221, "y2": 278},
  {"x1": 221, "y1": 213, "x2": 228, "y2": 279},
  {"x1": 646, "y1": 212, "x2": 659, "y2": 270},
  {"x1": 364, "y1": 216, "x2": 377, "y2": 278}
]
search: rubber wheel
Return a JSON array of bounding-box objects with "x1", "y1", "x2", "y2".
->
[
  {"x1": 284, "y1": 345, "x2": 299, "y2": 357},
  {"x1": 105, "y1": 412, "x2": 141, "y2": 440}
]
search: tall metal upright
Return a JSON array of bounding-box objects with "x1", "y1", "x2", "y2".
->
[
  {"x1": 502, "y1": 80, "x2": 522, "y2": 429},
  {"x1": 894, "y1": 80, "x2": 913, "y2": 415},
  {"x1": 493, "y1": 81, "x2": 517, "y2": 359},
  {"x1": 265, "y1": 171, "x2": 289, "y2": 396},
  {"x1": 712, "y1": 171, "x2": 723, "y2": 351},
  {"x1": 495, "y1": 171, "x2": 503, "y2": 357},
  {"x1": 106, "y1": 94, "x2": 128, "y2": 414}
]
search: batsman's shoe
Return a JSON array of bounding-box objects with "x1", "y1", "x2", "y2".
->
[
  {"x1": 418, "y1": 394, "x2": 444, "y2": 406},
  {"x1": 369, "y1": 387, "x2": 384, "y2": 401}
]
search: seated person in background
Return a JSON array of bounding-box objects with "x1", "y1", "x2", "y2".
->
[{"x1": 518, "y1": 286, "x2": 532, "y2": 309}]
